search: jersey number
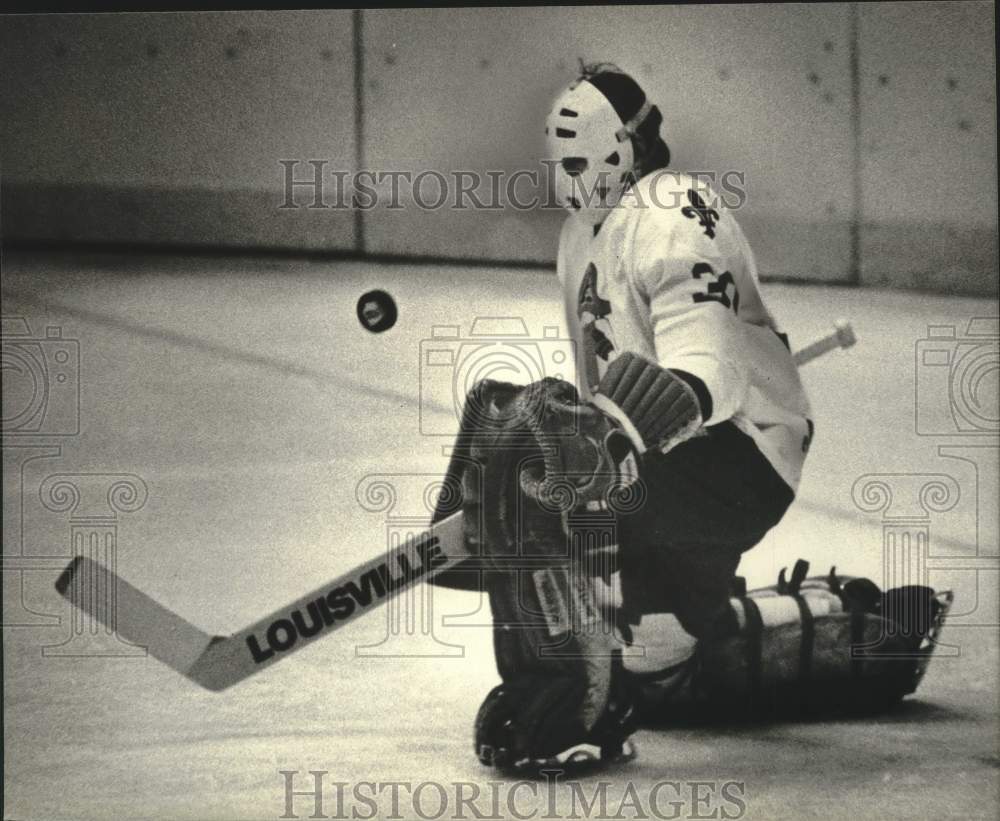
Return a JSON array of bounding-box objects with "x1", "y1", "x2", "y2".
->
[{"x1": 691, "y1": 262, "x2": 740, "y2": 314}]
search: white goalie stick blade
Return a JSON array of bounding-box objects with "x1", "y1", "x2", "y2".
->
[{"x1": 54, "y1": 511, "x2": 470, "y2": 691}]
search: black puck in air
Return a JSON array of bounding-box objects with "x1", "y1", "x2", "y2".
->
[{"x1": 356, "y1": 290, "x2": 398, "y2": 333}]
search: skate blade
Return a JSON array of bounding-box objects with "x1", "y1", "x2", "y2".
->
[{"x1": 506, "y1": 738, "x2": 637, "y2": 776}]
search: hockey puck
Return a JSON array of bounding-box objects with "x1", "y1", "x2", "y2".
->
[{"x1": 356, "y1": 290, "x2": 398, "y2": 333}]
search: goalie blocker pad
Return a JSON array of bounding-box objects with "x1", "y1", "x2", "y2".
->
[
  {"x1": 634, "y1": 559, "x2": 953, "y2": 720},
  {"x1": 594, "y1": 351, "x2": 703, "y2": 455}
]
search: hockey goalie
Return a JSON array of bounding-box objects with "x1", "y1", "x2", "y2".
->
[
  {"x1": 50, "y1": 59, "x2": 953, "y2": 777},
  {"x1": 430, "y1": 63, "x2": 952, "y2": 774}
]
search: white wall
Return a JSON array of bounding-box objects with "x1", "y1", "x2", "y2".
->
[
  {"x1": 1, "y1": 11, "x2": 357, "y2": 248},
  {"x1": 858, "y1": 1, "x2": 998, "y2": 293},
  {"x1": 1, "y1": 4, "x2": 995, "y2": 293},
  {"x1": 363, "y1": 4, "x2": 855, "y2": 281}
]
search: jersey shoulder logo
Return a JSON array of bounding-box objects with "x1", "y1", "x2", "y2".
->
[
  {"x1": 681, "y1": 189, "x2": 719, "y2": 239},
  {"x1": 577, "y1": 262, "x2": 611, "y2": 322},
  {"x1": 577, "y1": 262, "x2": 615, "y2": 361}
]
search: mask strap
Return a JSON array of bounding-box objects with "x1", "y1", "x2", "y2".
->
[{"x1": 615, "y1": 99, "x2": 652, "y2": 142}]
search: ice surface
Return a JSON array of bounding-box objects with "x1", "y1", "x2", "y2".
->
[{"x1": 3, "y1": 251, "x2": 997, "y2": 819}]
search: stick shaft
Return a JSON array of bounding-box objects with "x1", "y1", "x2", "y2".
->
[
  {"x1": 793, "y1": 335, "x2": 839, "y2": 365},
  {"x1": 55, "y1": 511, "x2": 469, "y2": 690},
  {"x1": 793, "y1": 321, "x2": 855, "y2": 366},
  {"x1": 191, "y1": 511, "x2": 469, "y2": 689}
]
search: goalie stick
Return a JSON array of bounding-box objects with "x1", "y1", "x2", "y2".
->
[
  {"x1": 54, "y1": 320, "x2": 855, "y2": 691},
  {"x1": 792, "y1": 319, "x2": 855, "y2": 366},
  {"x1": 55, "y1": 511, "x2": 469, "y2": 691}
]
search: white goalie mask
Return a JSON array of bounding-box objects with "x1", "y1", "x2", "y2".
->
[{"x1": 545, "y1": 76, "x2": 652, "y2": 226}]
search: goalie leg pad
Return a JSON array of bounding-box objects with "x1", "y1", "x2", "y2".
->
[
  {"x1": 474, "y1": 665, "x2": 638, "y2": 772},
  {"x1": 637, "y1": 560, "x2": 954, "y2": 720},
  {"x1": 462, "y1": 379, "x2": 639, "y2": 772},
  {"x1": 472, "y1": 531, "x2": 639, "y2": 771}
]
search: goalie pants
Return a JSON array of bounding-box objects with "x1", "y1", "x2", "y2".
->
[{"x1": 616, "y1": 421, "x2": 795, "y2": 637}]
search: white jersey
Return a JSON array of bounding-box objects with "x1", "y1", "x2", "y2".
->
[{"x1": 556, "y1": 170, "x2": 812, "y2": 492}]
